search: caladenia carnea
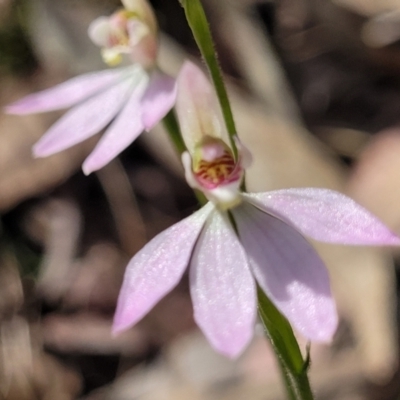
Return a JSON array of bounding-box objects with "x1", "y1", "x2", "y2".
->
[
  {"x1": 113, "y1": 61, "x2": 400, "y2": 358},
  {"x1": 88, "y1": 0, "x2": 158, "y2": 68},
  {"x1": 5, "y1": 0, "x2": 177, "y2": 175}
]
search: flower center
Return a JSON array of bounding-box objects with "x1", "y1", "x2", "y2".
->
[
  {"x1": 89, "y1": 8, "x2": 154, "y2": 67},
  {"x1": 107, "y1": 11, "x2": 137, "y2": 48},
  {"x1": 108, "y1": 31, "x2": 129, "y2": 49},
  {"x1": 192, "y1": 139, "x2": 242, "y2": 190}
]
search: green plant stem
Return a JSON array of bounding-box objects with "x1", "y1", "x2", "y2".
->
[
  {"x1": 179, "y1": 0, "x2": 238, "y2": 158},
  {"x1": 162, "y1": 110, "x2": 187, "y2": 155},
  {"x1": 258, "y1": 288, "x2": 314, "y2": 400}
]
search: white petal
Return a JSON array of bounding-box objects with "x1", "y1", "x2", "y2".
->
[
  {"x1": 190, "y1": 210, "x2": 256, "y2": 358},
  {"x1": 113, "y1": 203, "x2": 214, "y2": 333},
  {"x1": 5, "y1": 68, "x2": 126, "y2": 114},
  {"x1": 140, "y1": 71, "x2": 177, "y2": 130},
  {"x1": 232, "y1": 202, "x2": 338, "y2": 342},
  {"x1": 33, "y1": 77, "x2": 135, "y2": 157},
  {"x1": 244, "y1": 189, "x2": 400, "y2": 245},
  {"x1": 82, "y1": 73, "x2": 149, "y2": 174}
]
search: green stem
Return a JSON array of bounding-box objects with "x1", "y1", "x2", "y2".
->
[
  {"x1": 179, "y1": 0, "x2": 238, "y2": 158},
  {"x1": 258, "y1": 288, "x2": 314, "y2": 400},
  {"x1": 162, "y1": 109, "x2": 187, "y2": 155}
]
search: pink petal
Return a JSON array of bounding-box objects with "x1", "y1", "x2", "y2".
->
[
  {"x1": 113, "y1": 203, "x2": 214, "y2": 334},
  {"x1": 244, "y1": 189, "x2": 400, "y2": 245},
  {"x1": 5, "y1": 69, "x2": 125, "y2": 114},
  {"x1": 82, "y1": 77, "x2": 149, "y2": 174},
  {"x1": 33, "y1": 77, "x2": 135, "y2": 157},
  {"x1": 232, "y1": 202, "x2": 338, "y2": 342},
  {"x1": 140, "y1": 71, "x2": 177, "y2": 130},
  {"x1": 175, "y1": 61, "x2": 228, "y2": 153},
  {"x1": 190, "y1": 210, "x2": 256, "y2": 358}
]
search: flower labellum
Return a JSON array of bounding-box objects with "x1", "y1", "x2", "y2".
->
[
  {"x1": 5, "y1": 0, "x2": 176, "y2": 175},
  {"x1": 113, "y1": 61, "x2": 400, "y2": 358}
]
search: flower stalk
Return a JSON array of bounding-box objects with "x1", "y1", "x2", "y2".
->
[
  {"x1": 162, "y1": 110, "x2": 187, "y2": 155},
  {"x1": 258, "y1": 288, "x2": 314, "y2": 400}
]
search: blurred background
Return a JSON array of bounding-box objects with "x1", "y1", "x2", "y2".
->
[{"x1": 1, "y1": 0, "x2": 400, "y2": 398}]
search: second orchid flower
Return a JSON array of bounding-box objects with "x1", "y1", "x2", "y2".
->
[{"x1": 6, "y1": 0, "x2": 176, "y2": 175}]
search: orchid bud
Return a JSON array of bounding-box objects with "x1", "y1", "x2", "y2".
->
[{"x1": 89, "y1": 0, "x2": 158, "y2": 68}]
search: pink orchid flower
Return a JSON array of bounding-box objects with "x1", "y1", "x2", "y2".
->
[
  {"x1": 113, "y1": 61, "x2": 400, "y2": 358},
  {"x1": 5, "y1": 0, "x2": 176, "y2": 175}
]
